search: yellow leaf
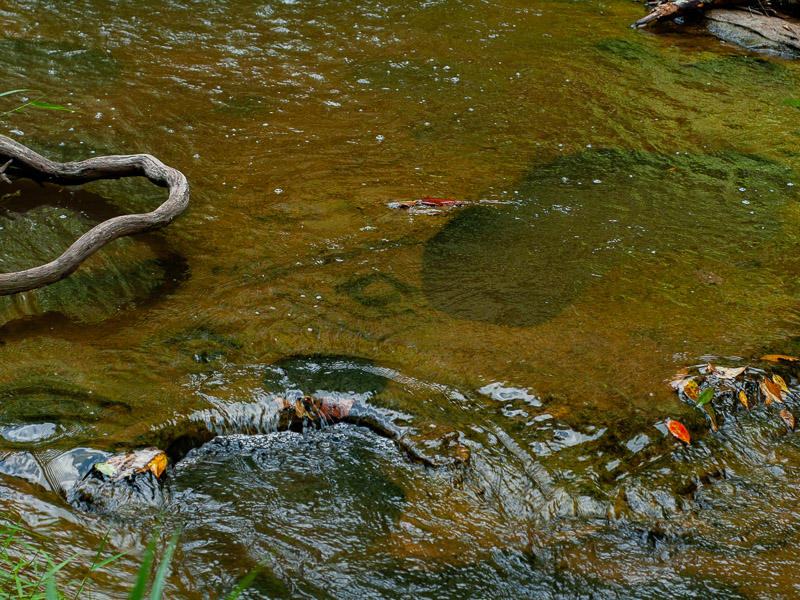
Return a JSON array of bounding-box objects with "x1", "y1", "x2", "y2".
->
[
  {"x1": 683, "y1": 379, "x2": 700, "y2": 401},
  {"x1": 762, "y1": 354, "x2": 800, "y2": 363},
  {"x1": 738, "y1": 390, "x2": 750, "y2": 410},
  {"x1": 144, "y1": 453, "x2": 168, "y2": 478},
  {"x1": 773, "y1": 374, "x2": 790, "y2": 393}
]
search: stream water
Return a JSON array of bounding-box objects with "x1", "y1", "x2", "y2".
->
[{"x1": 3, "y1": 0, "x2": 800, "y2": 597}]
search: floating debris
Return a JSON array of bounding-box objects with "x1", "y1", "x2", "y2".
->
[{"x1": 388, "y1": 197, "x2": 470, "y2": 210}]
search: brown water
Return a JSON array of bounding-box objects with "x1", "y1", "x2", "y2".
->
[{"x1": 3, "y1": 0, "x2": 800, "y2": 597}]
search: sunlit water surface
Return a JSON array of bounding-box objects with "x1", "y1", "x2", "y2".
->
[{"x1": 3, "y1": 0, "x2": 800, "y2": 597}]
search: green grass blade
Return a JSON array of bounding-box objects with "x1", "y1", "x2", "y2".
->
[
  {"x1": 28, "y1": 101, "x2": 73, "y2": 112},
  {"x1": 0, "y1": 89, "x2": 31, "y2": 98},
  {"x1": 222, "y1": 555, "x2": 272, "y2": 600},
  {"x1": 45, "y1": 573, "x2": 59, "y2": 600},
  {"x1": 147, "y1": 529, "x2": 181, "y2": 600},
  {"x1": 127, "y1": 527, "x2": 160, "y2": 600}
]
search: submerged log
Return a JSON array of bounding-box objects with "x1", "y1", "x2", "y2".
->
[{"x1": 0, "y1": 134, "x2": 189, "y2": 295}]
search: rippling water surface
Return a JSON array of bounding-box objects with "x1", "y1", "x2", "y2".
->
[{"x1": 3, "y1": 0, "x2": 800, "y2": 597}]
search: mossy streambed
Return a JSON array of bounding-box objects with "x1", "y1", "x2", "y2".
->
[{"x1": 5, "y1": 0, "x2": 800, "y2": 597}]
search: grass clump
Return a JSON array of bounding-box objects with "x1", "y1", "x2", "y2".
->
[{"x1": 1, "y1": 517, "x2": 265, "y2": 599}]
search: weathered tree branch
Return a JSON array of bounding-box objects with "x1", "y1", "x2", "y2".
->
[{"x1": 0, "y1": 134, "x2": 189, "y2": 295}]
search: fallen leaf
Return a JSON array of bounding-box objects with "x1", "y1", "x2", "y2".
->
[
  {"x1": 760, "y1": 377, "x2": 784, "y2": 405},
  {"x1": 765, "y1": 377, "x2": 786, "y2": 404},
  {"x1": 419, "y1": 197, "x2": 469, "y2": 207},
  {"x1": 682, "y1": 379, "x2": 700, "y2": 401},
  {"x1": 95, "y1": 448, "x2": 167, "y2": 482},
  {"x1": 761, "y1": 354, "x2": 800, "y2": 363},
  {"x1": 702, "y1": 402, "x2": 719, "y2": 431},
  {"x1": 94, "y1": 462, "x2": 116, "y2": 477},
  {"x1": 739, "y1": 390, "x2": 750, "y2": 410},
  {"x1": 780, "y1": 408, "x2": 796, "y2": 430},
  {"x1": 667, "y1": 419, "x2": 691, "y2": 445},
  {"x1": 695, "y1": 386, "x2": 714, "y2": 408},
  {"x1": 294, "y1": 397, "x2": 314, "y2": 420},
  {"x1": 321, "y1": 397, "x2": 356, "y2": 419},
  {"x1": 139, "y1": 453, "x2": 168, "y2": 478},
  {"x1": 773, "y1": 374, "x2": 790, "y2": 393},
  {"x1": 714, "y1": 365, "x2": 747, "y2": 379},
  {"x1": 669, "y1": 367, "x2": 689, "y2": 390}
]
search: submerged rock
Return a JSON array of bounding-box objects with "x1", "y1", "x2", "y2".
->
[
  {"x1": 68, "y1": 448, "x2": 169, "y2": 515},
  {"x1": 422, "y1": 149, "x2": 797, "y2": 327}
]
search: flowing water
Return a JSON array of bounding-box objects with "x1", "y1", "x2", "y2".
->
[{"x1": 3, "y1": 0, "x2": 800, "y2": 597}]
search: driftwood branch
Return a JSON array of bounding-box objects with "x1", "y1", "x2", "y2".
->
[{"x1": 0, "y1": 134, "x2": 189, "y2": 295}]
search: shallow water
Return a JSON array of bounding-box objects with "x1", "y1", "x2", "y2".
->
[{"x1": 3, "y1": 0, "x2": 800, "y2": 597}]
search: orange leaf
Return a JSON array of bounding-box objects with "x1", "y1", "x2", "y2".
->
[
  {"x1": 761, "y1": 354, "x2": 800, "y2": 363},
  {"x1": 760, "y1": 377, "x2": 784, "y2": 405},
  {"x1": 765, "y1": 377, "x2": 785, "y2": 403},
  {"x1": 772, "y1": 374, "x2": 790, "y2": 393},
  {"x1": 738, "y1": 390, "x2": 750, "y2": 410},
  {"x1": 667, "y1": 419, "x2": 691, "y2": 445},
  {"x1": 682, "y1": 379, "x2": 700, "y2": 401},
  {"x1": 780, "y1": 408, "x2": 795, "y2": 430},
  {"x1": 143, "y1": 453, "x2": 168, "y2": 478}
]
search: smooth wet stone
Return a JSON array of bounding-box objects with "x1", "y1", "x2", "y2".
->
[
  {"x1": 706, "y1": 10, "x2": 800, "y2": 59},
  {"x1": 68, "y1": 448, "x2": 169, "y2": 515},
  {"x1": 1, "y1": 422, "x2": 58, "y2": 443},
  {"x1": 399, "y1": 423, "x2": 471, "y2": 468}
]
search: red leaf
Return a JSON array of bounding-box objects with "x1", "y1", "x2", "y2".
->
[
  {"x1": 419, "y1": 197, "x2": 469, "y2": 207},
  {"x1": 667, "y1": 419, "x2": 691, "y2": 445}
]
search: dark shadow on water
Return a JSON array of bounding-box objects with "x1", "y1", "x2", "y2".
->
[{"x1": 422, "y1": 148, "x2": 797, "y2": 328}]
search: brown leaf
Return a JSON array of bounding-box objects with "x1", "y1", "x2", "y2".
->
[
  {"x1": 321, "y1": 397, "x2": 356, "y2": 419},
  {"x1": 780, "y1": 408, "x2": 795, "y2": 430},
  {"x1": 761, "y1": 354, "x2": 800, "y2": 363},
  {"x1": 738, "y1": 390, "x2": 750, "y2": 410},
  {"x1": 682, "y1": 379, "x2": 700, "y2": 401},
  {"x1": 714, "y1": 365, "x2": 747, "y2": 379},
  {"x1": 669, "y1": 367, "x2": 689, "y2": 390},
  {"x1": 98, "y1": 447, "x2": 167, "y2": 482},
  {"x1": 294, "y1": 398, "x2": 314, "y2": 420}
]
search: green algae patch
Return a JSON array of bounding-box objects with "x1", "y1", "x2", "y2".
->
[{"x1": 422, "y1": 149, "x2": 799, "y2": 328}]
